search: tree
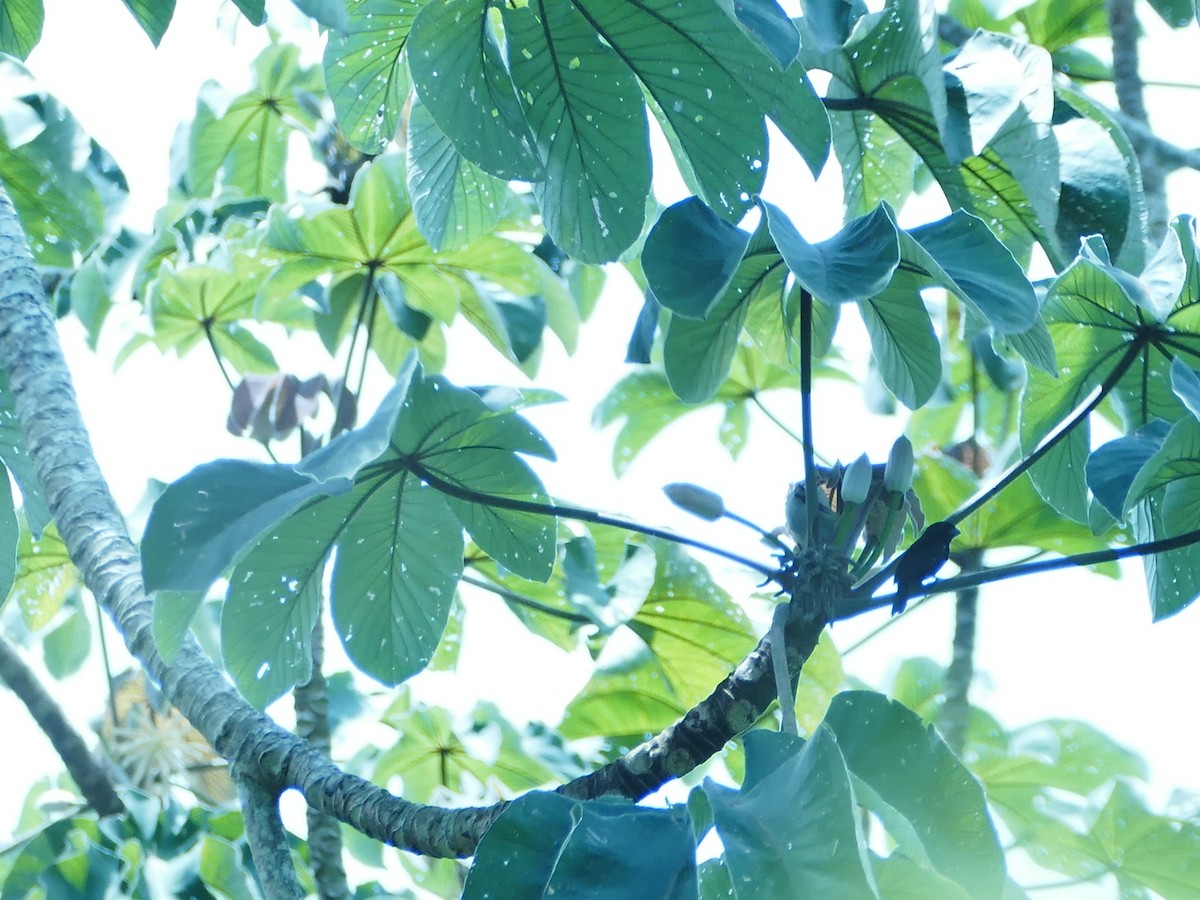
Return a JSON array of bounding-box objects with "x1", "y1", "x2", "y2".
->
[{"x1": 1, "y1": 0, "x2": 1199, "y2": 896}]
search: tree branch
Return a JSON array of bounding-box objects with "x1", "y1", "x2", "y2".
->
[
  {"x1": 294, "y1": 618, "x2": 351, "y2": 900},
  {"x1": 0, "y1": 634, "x2": 124, "y2": 816},
  {"x1": 237, "y1": 773, "x2": 304, "y2": 900}
]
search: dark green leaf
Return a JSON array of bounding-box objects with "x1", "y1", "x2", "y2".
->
[
  {"x1": 643, "y1": 198, "x2": 750, "y2": 319},
  {"x1": 735, "y1": 0, "x2": 799, "y2": 66},
  {"x1": 1087, "y1": 422, "x2": 1171, "y2": 519},
  {"x1": 501, "y1": 1, "x2": 650, "y2": 262},
  {"x1": 906, "y1": 210, "x2": 1038, "y2": 333},
  {"x1": 706, "y1": 725, "x2": 874, "y2": 899},
  {"x1": 408, "y1": 0, "x2": 541, "y2": 179},
  {"x1": 762, "y1": 201, "x2": 899, "y2": 304},
  {"x1": 464, "y1": 793, "x2": 696, "y2": 899},
  {"x1": 860, "y1": 279, "x2": 941, "y2": 409},
  {"x1": 141, "y1": 459, "x2": 353, "y2": 593}
]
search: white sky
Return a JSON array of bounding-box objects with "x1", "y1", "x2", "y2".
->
[{"x1": 4, "y1": 2, "x2": 1200, "y2": 895}]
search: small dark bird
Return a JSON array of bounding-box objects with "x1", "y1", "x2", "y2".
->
[{"x1": 891, "y1": 521, "x2": 960, "y2": 615}]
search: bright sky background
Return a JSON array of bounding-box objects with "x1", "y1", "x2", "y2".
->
[{"x1": 4, "y1": 2, "x2": 1200, "y2": 895}]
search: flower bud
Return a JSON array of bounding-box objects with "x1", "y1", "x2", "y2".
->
[
  {"x1": 841, "y1": 453, "x2": 873, "y2": 504},
  {"x1": 884, "y1": 436, "x2": 914, "y2": 493},
  {"x1": 663, "y1": 482, "x2": 725, "y2": 521}
]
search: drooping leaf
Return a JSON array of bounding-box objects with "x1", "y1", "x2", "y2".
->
[
  {"x1": 323, "y1": 0, "x2": 415, "y2": 153},
  {"x1": 661, "y1": 216, "x2": 788, "y2": 402},
  {"x1": 120, "y1": 0, "x2": 174, "y2": 46},
  {"x1": 823, "y1": 691, "x2": 1007, "y2": 899},
  {"x1": 0, "y1": 0, "x2": 42, "y2": 58},
  {"x1": 761, "y1": 201, "x2": 899, "y2": 304},
  {"x1": 643, "y1": 198, "x2": 751, "y2": 319},
  {"x1": 463, "y1": 793, "x2": 696, "y2": 899},
  {"x1": 407, "y1": 95, "x2": 505, "y2": 252},
  {"x1": 706, "y1": 726, "x2": 875, "y2": 899}
]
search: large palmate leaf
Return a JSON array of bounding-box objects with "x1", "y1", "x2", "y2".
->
[
  {"x1": 187, "y1": 43, "x2": 321, "y2": 203},
  {"x1": 144, "y1": 264, "x2": 276, "y2": 374},
  {"x1": 1023, "y1": 222, "x2": 1200, "y2": 520},
  {"x1": 805, "y1": 8, "x2": 1064, "y2": 267},
  {"x1": 398, "y1": 0, "x2": 828, "y2": 262},
  {"x1": 373, "y1": 701, "x2": 566, "y2": 803},
  {"x1": 256, "y1": 153, "x2": 572, "y2": 373},
  {"x1": 143, "y1": 364, "x2": 558, "y2": 702}
]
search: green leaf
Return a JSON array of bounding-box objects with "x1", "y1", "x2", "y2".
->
[
  {"x1": 188, "y1": 44, "x2": 319, "y2": 201},
  {"x1": 1146, "y1": 0, "x2": 1195, "y2": 26},
  {"x1": 120, "y1": 0, "x2": 173, "y2": 46},
  {"x1": 904, "y1": 210, "x2": 1038, "y2": 334},
  {"x1": 408, "y1": 0, "x2": 542, "y2": 180},
  {"x1": 0, "y1": 79, "x2": 112, "y2": 267},
  {"x1": 1173, "y1": 356, "x2": 1200, "y2": 420},
  {"x1": 500, "y1": 1, "x2": 650, "y2": 263},
  {"x1": 859, "y1": 279, "x2": 941, "y2": 409},
  {"x1": 828, "y1": 79, "x2": 917, "y2": 218},
  {"x1": 9, "y1": 522, "x2": 77, "y2": 629},
  {"x1": 151, "y1": 590, "x2": 205, "y2": 665},
  {"x1": 395, "y1": 372, "x2": 556, "y2": 580},
  {"x1": 561, "y1": 543, "x2": 756, "y2": 738},
  {"x1": 259, "y1": 154, "x2": 544, "y2": 362},
  {"x1": 330, "y1": 480, "x2": 463, "y2": 686},
  {"x1": 1021, "y1": 252, "x2": 1165, "y2": 520},
  {"x1": 198, "y1": 835, "x2": 255, "y2": 900},
  {"x1": 141, "y1": 460, "x2": 354, "y2": 594},
  {"x1": 323, "y1": 0, "x2": 415, "y2": 153},
  {"x1": 407, "y1": 96, "x2": 505, "y2": 252},
  {"x1": 823, "y1": 691, "x2": 1006, "y2": 899},
  {"x1": 0, "y1": 0, "x2": 42, "y2": 59},
  {"x1": 662, "y1": 216, "x2": 787, "y2": 402},
  {"x1": 231, "y1": 0, "x2": 265, "y2": 24},
  {"x1": 0, "y1": 371, "x2": 49, "y2": 534},
  {"x1": 222, "y1": 495, "x2": 338, "y2": 708},
  {"x1": 595, "y1": 348, "x2": 796, "y2": 474},
  {"x1": 643, "y1": 198, "x2": 751, "y2": 319},
  {"x1": 1087, "y1": 782, "x2": 1200, "y2": 896},
  {"x1": 42, "y1": 604, "x2": 91, "y2": 679},
  {"x1": 146, "y1": 264, "x2": 276, "y2": 373},
  {"x1": 464, "y1": 793, "x2": 696, "y2": 899},
  {"x1": 1054, "y1": 114, "x2": 1132, "y2": 267},
  {"x1": 1133, "y1": 489, "x2": 1200, "y2": 619},
  {"x1": 1087, "y1": 422, "x2": 1171, "y2": 519},
  {"x1": 762, "y1": 201, "x2": 899, "y2": 304},
  {"x1": 706, "y1": 725, "x2": 874, "y2": 899}
]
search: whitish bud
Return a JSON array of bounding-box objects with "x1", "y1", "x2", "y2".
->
[
  {"x1": 841, "y1": 453, "x2": 873, "y2": 504},
  {"x1": 884, "y1": 436, "x2": 914, "y2": 493},
  {"x1": 663, "y1": 483, "x2": 725, "y2": 521}
]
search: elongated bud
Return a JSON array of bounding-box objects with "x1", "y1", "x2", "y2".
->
[
  {"x1": 884, "y1": 436, "x2": 914, "y2": 493},
  {"x1": 663, "y1": 483, "x2": 725, "y2": 521},
  {"x1": 841, "y1": 453, "x2": 873, "y2": 504}
]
